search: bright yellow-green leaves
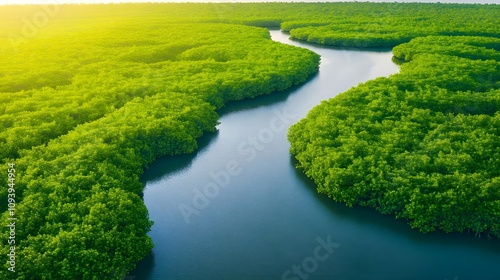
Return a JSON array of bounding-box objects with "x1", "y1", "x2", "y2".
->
[
  {"x1": 1, "y1": 2, "x2": 499, "y2": 279},
  {"x1": 285, "y1": 3, "x2": 500, "y2": 48},
  {"x1": 0, "y1": 5, "x2": 320, "y2": 279}
]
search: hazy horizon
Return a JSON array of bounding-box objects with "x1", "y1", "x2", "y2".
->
[{"x1": 1, "y1": 0, "x2": 498, "y2": 5}]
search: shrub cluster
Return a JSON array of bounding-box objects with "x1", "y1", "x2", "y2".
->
[
  {"x1": 289, "y1": 36, "x2": 500, "y2": 238},
  {"x1": 0, "y1": 14, "x2": 319, "y2": 279}
]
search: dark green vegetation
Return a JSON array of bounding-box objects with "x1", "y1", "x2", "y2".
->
[
  {"x1": 289, "y1": 35, "x2": 500, "y2": 237},
  {"x1": 0, "y1": 2, "x2": 499, "y2": 279}
]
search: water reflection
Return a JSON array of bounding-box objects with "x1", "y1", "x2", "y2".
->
[{"x1": 133, "y1": 30, "x2": 500, "y2": 280}]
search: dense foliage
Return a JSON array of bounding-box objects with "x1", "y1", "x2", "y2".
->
[
  {"x1": 2, "y1": 3, "x2": 498, "y2": 49},
  {"x1": 0, "y1": 7, "x2": 319, "y2": 279},
  {"x1": 289, "y1": 35, "x2": 500, "y2": 237},
  {"x1": 1, "y1": 2, "x2": 498, "y2": 279},
  {"x1": 284, "y1": 4, "x2": 499, "y2": 48}
]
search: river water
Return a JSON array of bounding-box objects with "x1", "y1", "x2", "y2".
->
[{"x1": 133, "y1": 30, "x2": 500, "y2": 279}]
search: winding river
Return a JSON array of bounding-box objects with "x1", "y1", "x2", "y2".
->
[{"x1": 132, "y1": 30, "x2": 500, "y2": 279}]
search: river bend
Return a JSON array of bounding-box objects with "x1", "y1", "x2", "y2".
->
[{"x1": 133, "y1": 30, "x2": 500, "y2": 280}]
